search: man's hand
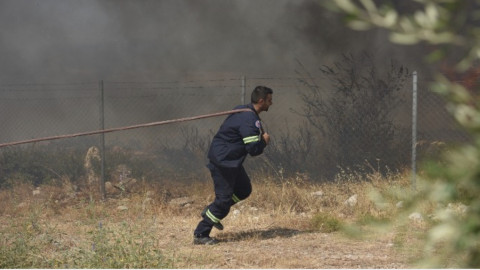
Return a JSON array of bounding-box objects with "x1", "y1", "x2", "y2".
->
[{"x1": 262, "y1": 132, "x2": 270, "y2": 145}]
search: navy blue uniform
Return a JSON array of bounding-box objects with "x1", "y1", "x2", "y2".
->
[{"x1": 194, "y1": 103, "x2": 267, "y2": 237}]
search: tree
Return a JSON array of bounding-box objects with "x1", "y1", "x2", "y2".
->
[{"x1": 328, "y1": 0, "x2": 480, "y2": 267}]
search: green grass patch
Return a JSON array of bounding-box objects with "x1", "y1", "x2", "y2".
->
[
  {"x1": 310, "y1": 212, "x2": 342, "y2": 233},
  {"x1": 0, "y1": 220, "x2": 172, "y2": 268}
]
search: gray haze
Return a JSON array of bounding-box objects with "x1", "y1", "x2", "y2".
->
[
  {"x1": 0, "y1": 0, "x2": 435, "y2": 146},
  {"x1": 0, "y1": 0, "x2": 427, "y2": 82},
  {"x1": 2, "y1": 0, "x2": 461, "y2": 182}
]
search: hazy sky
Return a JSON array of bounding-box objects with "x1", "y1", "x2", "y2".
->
[{"x1": 0, "y1": 0, "x2": 415, "y2": 82}]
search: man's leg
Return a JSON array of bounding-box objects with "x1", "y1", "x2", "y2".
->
[
  {"x1": 232, "y1": 166, "x2": 252, "y2": 204},
  {"x1": 193, "y1": 163, "x2": 238, "y2": 243}
]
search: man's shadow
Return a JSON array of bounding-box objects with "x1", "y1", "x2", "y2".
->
[{"x1": 216, "y1": 227, "x2": 306, "y2": 242}]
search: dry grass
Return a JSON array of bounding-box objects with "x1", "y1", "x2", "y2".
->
[{"x1": 0, "y1": 171, "x2": 426, "y2": 268}]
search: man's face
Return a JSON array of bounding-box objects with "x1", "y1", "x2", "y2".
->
[{"x1": 260, "y1": 94, "x2": 273, "y2": 112}]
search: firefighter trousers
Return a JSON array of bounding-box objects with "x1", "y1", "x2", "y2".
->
[{"x1": 194, "y1": 162, "x2": 252, "y2": 237}]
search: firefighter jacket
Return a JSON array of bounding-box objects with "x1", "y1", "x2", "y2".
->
[{"x1": 207, "y1": 103, "x2": 266, "y2": 168}]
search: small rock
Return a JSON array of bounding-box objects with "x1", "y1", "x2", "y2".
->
[
  {"x1": 396, "y1": 201, "x2": 404, "y2": 208},
  {"x1": 142, "y1": 198, "x2": 153, "y2": 211},
  {"x1": 32, "y1": 188, "x2": 41, "y2": 196},
  {"x1": 457, "y1": 203, "x2": 468, "y2": 214},
  {"x1": 447, "y1": 202, "x2": 468, "y2": 215},
  {"x1": 344, "y1": 194, "x2": 358, "y2": 207},
  {"x1": 105, "y1": 182, "x2": 118, "y2": 194},
  {"x1": 311, "y1": 191, "x2": 324, "y2": 197},
  {"x1": 17, "y1": 202, "x2": 27, "y2": 208},
  {"x1": 145, "y1": 191, "x2": 154, "y2": 198},
  {"x1": 232, "y1": 209, "x2": 241, "y2": 216},
  {"x1": 168, "y1": 196, "x2": 194, "y2": 207},
  {"x1": 117, "y1": 205, "x2": 128, "y2": 211},
  {"x1": 409, "y1": 212, "x2": 423, "y2": 222}
]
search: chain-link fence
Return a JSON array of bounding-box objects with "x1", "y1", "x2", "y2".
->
[{"x1": 0, "y1": 74, "x2": 471, "y2": 195}]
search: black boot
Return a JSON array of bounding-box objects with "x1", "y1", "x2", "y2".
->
[{"x1": 193, "y1": 234, "x2": 219, "y2": 245}]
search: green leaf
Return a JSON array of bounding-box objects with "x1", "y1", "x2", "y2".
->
[
  {"x1": 383, "y1": 10, "x2": 398, "y2": 27},
  {"x1": 333, "y1": 0, "x2": 358, "y2": 13},
  {"x1": 359, "y1": 0, "x2": 377, "y2": 13},
  {"x1": 390, "y1": 32, "x2": 419, "y2": 44},
  {"x1": 348, "y1": 20, "x2": 372, "y2": 30}
]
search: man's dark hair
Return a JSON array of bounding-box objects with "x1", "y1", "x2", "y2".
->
[{"x1": 251, "y1": 86, "x2": 273, "y2": 104}]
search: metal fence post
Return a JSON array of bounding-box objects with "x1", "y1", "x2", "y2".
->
[
  {"x1": 241, "y1": 76, "x2": 246, "y2": 104},
  {"x1": 412, "y1": 71, "x2": 418, "y2": 191},
  {"x1": 99, "y1": 80, "x2": 106, "y2": 200}
]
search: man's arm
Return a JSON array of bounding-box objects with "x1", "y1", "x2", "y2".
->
[{"x1": 262, "y1": 132, "x2": 270, "y2": 145}]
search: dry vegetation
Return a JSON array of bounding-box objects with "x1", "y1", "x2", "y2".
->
[{"x1": 0, "y1": 171, "x2": 427, "y2": 268}]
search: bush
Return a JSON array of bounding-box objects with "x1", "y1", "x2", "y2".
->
[
  {"x1": 298, "y1": 52, "x2": 411, "y2": 178},
  {"x1": 0, "y1": 144, "x2": 86, "y2": 188}
]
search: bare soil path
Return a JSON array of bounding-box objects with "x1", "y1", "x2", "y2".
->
[{"x1": 153, "y1": 214, "x2": 411, "y2": 268}]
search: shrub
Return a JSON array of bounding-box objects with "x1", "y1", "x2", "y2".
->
[
  {"x1": 298, "y1": 52, "x2": 411, "y2": 178},
  {"x1": 311, "y1": 212, "x2": 342, "y2": 233}
]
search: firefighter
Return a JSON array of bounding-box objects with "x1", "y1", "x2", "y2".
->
[{"x1": 193, "y1": 86, "x2": 273, "y2": 245}]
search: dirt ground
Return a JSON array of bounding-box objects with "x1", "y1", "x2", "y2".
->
[
  {"x1": 1, "y1": 181, "x2": 419, "y2": 268},
  {"x1": 148, "y1": 211, "x2": 412, "y2": 268}
]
